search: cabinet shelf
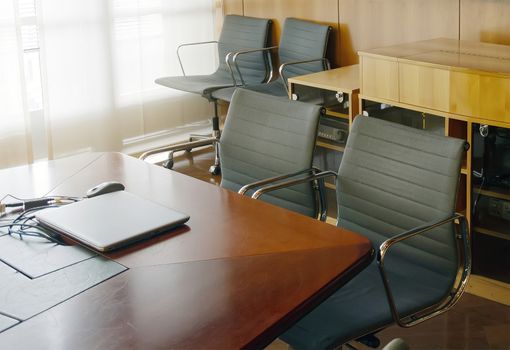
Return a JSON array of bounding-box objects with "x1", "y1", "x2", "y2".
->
[
  {"x1": 316, "y1": 140, "x2": 345, "y2": 152},
  {"x1": 325, "y1": 182, "x2": 336, "y2": 190},
  {"x1": 325, "y1": 109, "x2": 350, "y2": 120},
  {"x1": 473, "y1": 186, "x2": 510, "y2": 201},
  {"x1": 474, "y1": 226, "x2": 510, "y2": 241},
  {"x1": 473, "y1": 211, "x2": 510, "y2": 238}
]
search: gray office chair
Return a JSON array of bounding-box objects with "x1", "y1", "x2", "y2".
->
[
  {"x1": 219, "y1": 88, "x2": 326, "y2": 218},
  {"x1": 140, "y1": 15, "x2": 272, "y2": 174},
  {"x1": 211, "y1": 17, "x2": 332, "y2": 103},
  {"x1": 250, "y1": 116, "x2": 471, "y2": 349}
]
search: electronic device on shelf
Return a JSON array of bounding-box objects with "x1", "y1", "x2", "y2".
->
[
  {"x1": 473, "y1": 124, "x2": 510, "y2": 189},
  {"x1": 318, "y1": 115, "x2": 348, "y2": 144}
]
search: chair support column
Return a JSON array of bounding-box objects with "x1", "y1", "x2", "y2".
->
[
  {"x1": 209, "y1": 101, "x2": 221, "y2": 175},
  {"x1": 138, "y1": 100, "x2": 222, "y2": 174}
]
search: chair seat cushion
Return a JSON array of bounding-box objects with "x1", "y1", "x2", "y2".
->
[
  {"x1": 244, "y1": 80, "x2": 288, "y2": 97},
  {"x1": 155, "y1": 74, "x2": 235, "y2": 98},
  {"x1": 210, "y1": 86, "x2": 238, "y2": 102},
  {"x1": 280, "y1": 221, "x2": 455, "y2": 350},
  {"x1": 212, "y1": 81, "x2": 288, "y2": 102}
]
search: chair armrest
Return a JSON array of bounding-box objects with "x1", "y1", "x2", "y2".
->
[
  {"x1": 377, "y1": 213, "x2": 471, "y2": 328},
  {"x1": 279, "y1": 58, "x2": 331, "y2": 94},
  {"x1": 176, "y1": 40, "x2": 218, "y2": 76},
  {"x1": 250, "y1": 170, "x2": 337, "y2": 221},
  {"x1": 229, "y1": 46, "x2": 278, "y2": 86},
  {"x1": 238, "y1": 167, "x2": 318, "y2": 196},
  {"x1": 250, "y1": 170, "x2": 337, "y2": 199}
]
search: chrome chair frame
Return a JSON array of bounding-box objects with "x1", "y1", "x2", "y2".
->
[
  {"x1": 139, "y1": 42, "x2": 237, "y2": 171},
  {"x1": 177, "y1": 41, "x2": 233, "y2": 83},
  {"x1": 249, "y1": 170, "x2": 471, "y2": 347},
  {"x1": 142, "y1": 15, "x2": 273, "y2": 174},
  {"x1": 139, "y1": 45, "x2": 272, "y2": 173},
  {"x1": 229, "y1": 54, "x2": 331, "y2": 94},
  {"x1": 278, "y1": 57, "x2": 331, "y2": 94},
  {"x1": 378, "y1": 213, "x2": 471, "y2": 328},
  {"x1": 230, "y1": 46, "x2": 278, "y2": 86},
  {"x1": 238, "y1": 168, "x2": 334, "y2": 221}
]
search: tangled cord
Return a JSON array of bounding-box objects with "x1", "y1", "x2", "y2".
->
[{"x1": 0, "y1": 194, "x2": 82, "y2": 244}]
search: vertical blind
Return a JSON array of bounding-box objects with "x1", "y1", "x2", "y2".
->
[{"x1": 0, "y1": 0, "x2": 216, "y2": 169}]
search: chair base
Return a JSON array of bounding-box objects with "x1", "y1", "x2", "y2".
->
[
  {"x1": 139, "y1": 137, "x2": 219, "y2": 169},
  {"x1": 164, "y1": 129, "x2": 221, "y2": 174},
  {"x1": 208, "y1": 129, "x2": 221, "y2": 175},
  {"x1": 209, "y1": 164, "x2": 221, "y2": 175},
  {"x1": 189, "y1": 133, "x2": 212, "y2": 141},
  {"x1": 139, "y1": 102, "x2": 222, "y2": 173},
  {"x1": 164, "y1": 133, "x2": 220, "y2": 173}
]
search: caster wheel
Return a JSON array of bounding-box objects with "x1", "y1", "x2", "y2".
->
[
  {"x1": 209, "y1": 165, "x2": 221, "y2": 175},
  {"x1": 163, "y1": 159, "x2": 174, "y2": 169}
]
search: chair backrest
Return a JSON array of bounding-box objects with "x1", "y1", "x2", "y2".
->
[
  {"x1": 278, "y1": 18, "x2": 331, "y2": 78},
  {"x1": 216, "y1": 15, "x2": 272, "y2": 85},
  {"x1": 337, "y1": 116, "x2": 465, "y2": 277},
  {"x1": 220, "y1": 88, "x2": 321, "y2": 217}
]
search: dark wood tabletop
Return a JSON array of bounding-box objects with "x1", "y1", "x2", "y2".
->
[{"x1": 0, "y1": 152, "x2": 373, "y2": 349}]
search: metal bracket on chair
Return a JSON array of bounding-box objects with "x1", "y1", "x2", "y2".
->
[
  {"x1": 176, "y1": 41, "x2": 219, "y2": 76},
  {"x1": 251, "y1": 170, "x2": 336, "y2": 199},
  {"x1": 228, "y1": 46, "x2": 278, "y2": 86},
  {"x1": 377, "y1": 213, "x2": 471, "y2": 328},
  {"x1": 279, "y1": 57, "x2": 331, "y2": 95},
  {"x1": 239, "y1": 168, "x2": 337, "y2": 221},
  {"x1": 139, "y1": 138, "x2": 218, "y2": 161},
  {"x1": 238, "y1": 168, "x2": 318, "y2": 195}
]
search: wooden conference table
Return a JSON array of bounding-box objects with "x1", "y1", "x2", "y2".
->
[{"x1": 0, "y1": 152, "x2": 372, "y2": 349}]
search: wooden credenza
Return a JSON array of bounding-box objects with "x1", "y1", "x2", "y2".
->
[
  {"x1": 360, "y1": 38, "x2": 510, "y2": 125},
  {"x1": 359, "y1": 38, "x2": 510, "y2": 305}
]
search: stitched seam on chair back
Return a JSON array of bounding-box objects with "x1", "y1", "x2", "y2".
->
[
  {"x1": 337, "y1": 117, "x2": 464, "y2": 275},
  {"x1": 220, "y1": 89, "x2": 321, "y2": 217}
]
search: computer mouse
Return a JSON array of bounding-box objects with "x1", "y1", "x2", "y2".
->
[{"x1": 86, "y1": 181, "x2": 125, "y2": 198}]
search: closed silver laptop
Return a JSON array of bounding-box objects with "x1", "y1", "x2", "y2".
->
[{"x1": 36, "y1": 191, "x2": 189, "y2": 252}]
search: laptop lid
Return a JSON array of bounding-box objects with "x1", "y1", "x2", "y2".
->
[{"x1": 35, "y1": 191, "x2": 189, "y2": 252}]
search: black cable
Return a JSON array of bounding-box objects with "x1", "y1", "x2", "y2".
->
[
  {"x1": 472, "y1": 175, "x2": 485, "y2": 217},
  {"x1": 1, "y1": 204, "x2": 65, "y2": 243},
  {"x1": 1, "y1": 194, "x2": 81, "y2": 208},
  {"x1": 5, "y1": 203, "x2": 23, "y2": 208},
  {"x1": 0, "y1": 223, "x2": 63, "y2": 244},
  {"x1": 0, "y1": 194, "x2": 81, "y2": 244}
]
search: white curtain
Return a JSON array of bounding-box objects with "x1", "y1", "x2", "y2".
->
[
  {"x1": 0, "y1": 0, "x2": 216, "y2": 168},
  {"x1": 0, "y1": 0, "x2": 31, "y2": 167}
]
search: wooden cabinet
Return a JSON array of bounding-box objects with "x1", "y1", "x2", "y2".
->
[
  {"x1": 360, "y1": 56, "x2": 399, "y2": 101},
  {"x1": 359, "y1": 38, "x2": 510, "y2": 305}
]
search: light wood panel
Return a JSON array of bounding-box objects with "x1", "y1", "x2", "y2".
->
[
  {"x1": 460, "y1": 0, "x2": 510, "y2": 45},
  {"x1": 243, "y1": 0, "x2": 341, "y2": 67},
  {"x1": 450, "y1": 71, "x2": 510, "y2": 123},
  {"x1": 360, "y1": 38, "x2": 510, "y2": 124},
  {"x1": 288, "y1": 64, "x2": 359, "y2": 93},
  {"x1": 399, "y1": 63, "x2": 450, "y2": 111},
  {"x1": 360, "y1": 56, "x2": 399, "y2": 101},
  {"x1": 222, "y1": 0, "x2": 243, "y2": 15},
  {"x1": 467, "y1": 275, "x2": 510, "y2": 306},
  {"x1": 338, "y1": 0, "x2": 459, "y2": 66},
  {"x1": 222, "y1": 0, "x2": 510, "y2": 69}
]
